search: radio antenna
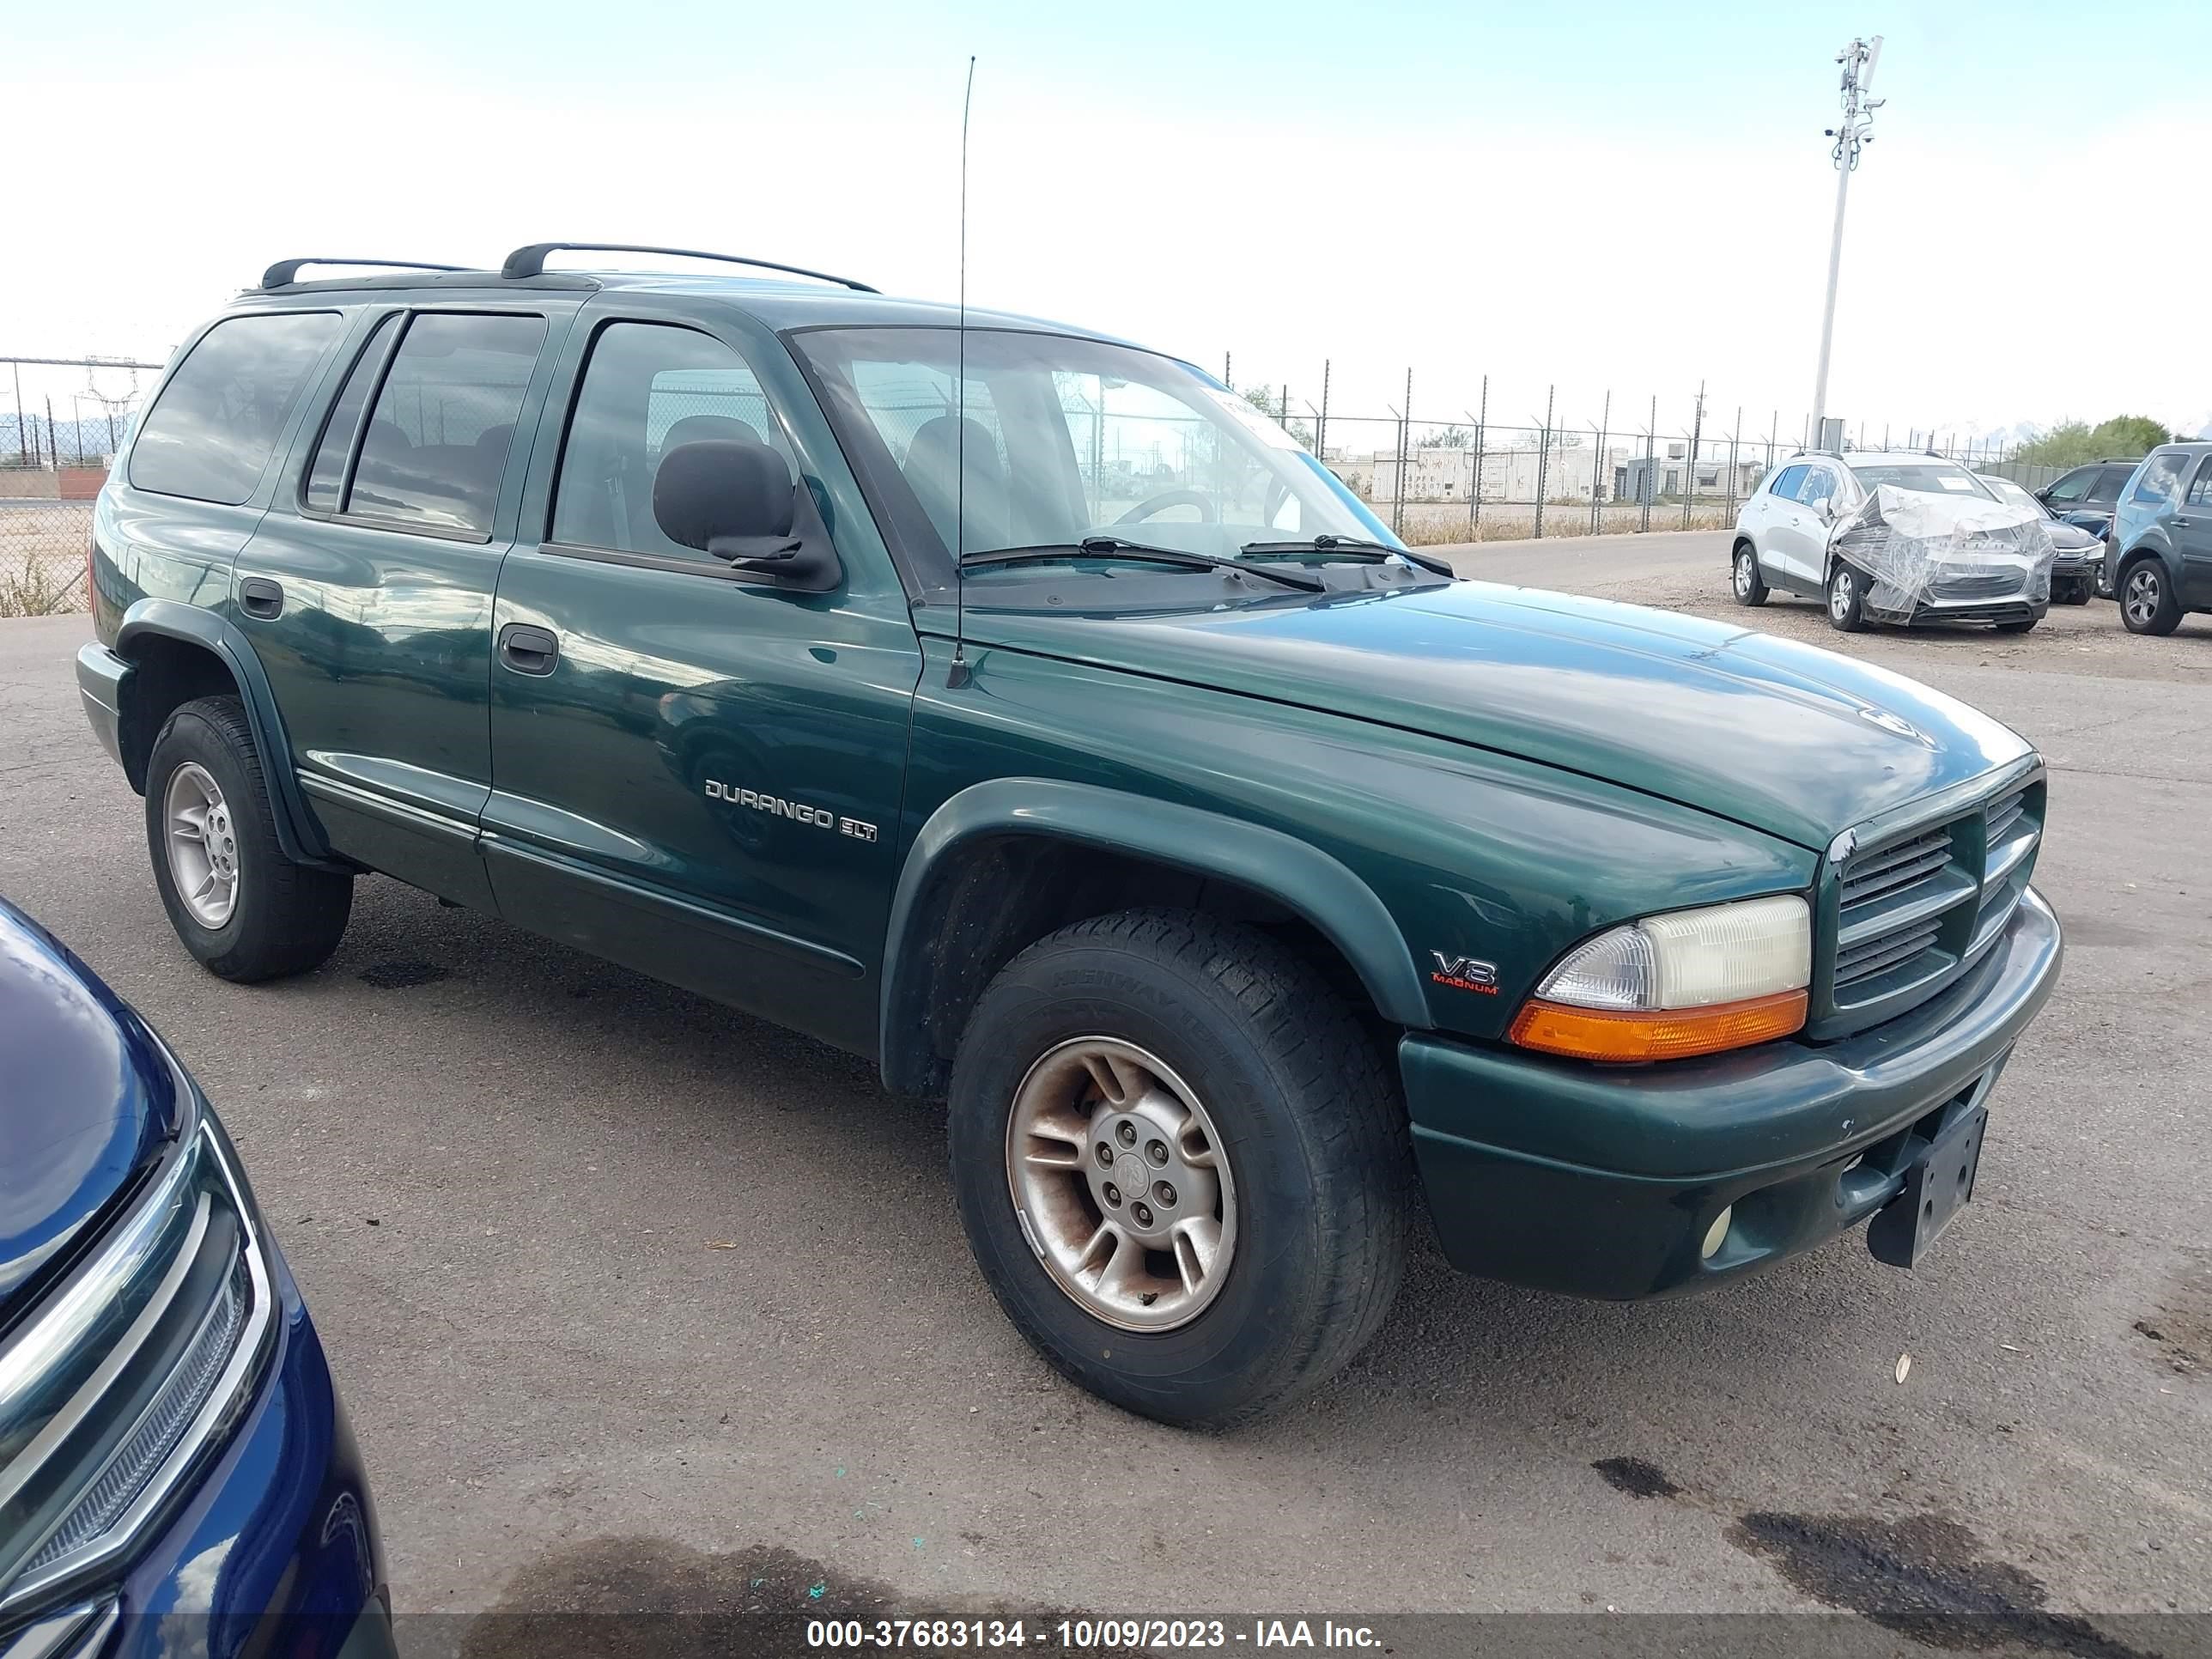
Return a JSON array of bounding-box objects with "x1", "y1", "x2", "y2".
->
[{"x1": 946, "y1": 54, "x2": 977, "y2": 690}]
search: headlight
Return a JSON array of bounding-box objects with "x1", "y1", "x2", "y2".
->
[{"x1": 1509, "y1": 894, "x2": 1811, "y2": 1061}]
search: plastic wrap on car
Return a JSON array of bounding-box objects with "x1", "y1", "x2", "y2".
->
[{"x1": 1830, "y1": 485, "x2": 2055, "y2": 617}]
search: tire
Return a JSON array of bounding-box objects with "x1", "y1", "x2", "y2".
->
[
  {"x1": 2118, "y1": 558, "x2": 2182, "y2": 636},
  {"x1": 2057, "y1": 578, "x2": 2091, "y2": 606},
  {"x1": 1826, "y1": 562, "x2": 1869, "y2": 632},
  {"x1": 948, "y1": 908, "x2": 1409, "y2": 1428},
  {"x1": 1730, "y1": 543, "x2": 1769, "y2": 607},
  {"x1": 1995, "y1": 617, "x2": 2039, "y2": 635},
  {"x1": 144, "y1": 696, "x2": 353, "y2": 981}
]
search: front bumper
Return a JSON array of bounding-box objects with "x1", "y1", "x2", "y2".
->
[
  {"x1": 1403, "y1": 886, "x2": 2062, "y2": 1299},
  {"x1": 1, "y1": 1216, "x2": 388, "y2": 1659}
]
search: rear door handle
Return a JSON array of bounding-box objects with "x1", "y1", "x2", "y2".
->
[
  {"x1": 238, "y1": 577, "x2": 283, "y2": 619},
  {"x1": 497, "y1": 623, "x2": 559, "y2": 676}
]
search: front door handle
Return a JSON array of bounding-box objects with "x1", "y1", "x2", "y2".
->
[
  {"x1": 497, "y1": 623, "x2": 559, "y2": 676},
  {"x1": 239, "y1": 577, "x2": 283, "y2": 619}
]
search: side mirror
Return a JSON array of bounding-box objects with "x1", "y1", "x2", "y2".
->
[
  {"x1": 1816, "y1": 495, "x2": 1838, "y2": 522},
  {"x1": 653, "y1": 440, "x2": 841, "y2": 592}
]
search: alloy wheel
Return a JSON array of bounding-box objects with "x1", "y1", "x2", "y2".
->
[
  {"x1": 164, "y1": 762, "x2": 240, "y2": 927},
  {"x1": 1005, "y1": 1036, "x2": 1237, "y2": 1332},
  {"x1": 1734, "y1": 552, "x2": 1753, "y2": 596},
  {"x1": 2124, "y1": 568, "x2": 2161, "y2": 629},
  {"x1": 1829, "y1": 569, "x2": 1855, "y2": 622}
]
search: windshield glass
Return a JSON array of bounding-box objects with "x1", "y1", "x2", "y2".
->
[
  {"x1": 1980, "y1": 476, "x2": 2046, "y2": 515},
  {"x1": 792, "y1": 327, "x2": 1396, "y2": 576},
  {"x1": 1847, "y1": 461, "x2": 1992, "y2": 500}
]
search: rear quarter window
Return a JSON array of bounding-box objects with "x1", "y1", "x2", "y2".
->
[{"x1": 127, "y1": 313, "x2": 343, "y2": 504}]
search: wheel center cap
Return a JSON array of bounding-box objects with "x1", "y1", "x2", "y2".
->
[{"x1": 1113, "y1": 1153, "x2": 1151, "y2": 1215}]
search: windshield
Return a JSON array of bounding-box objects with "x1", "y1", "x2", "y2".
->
[
  {"x1": 1980, "y1": 476, "x2": 2047, "y2": 516},
  {"x1": 791, "y1": 326, "x2": 1396, "y2": 577},
  {"x1": 1847, "y1": 461, "x2": 1992, "y2": 501}
]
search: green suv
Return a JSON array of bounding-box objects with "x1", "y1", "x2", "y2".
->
[{"x1": 76, "y1": 246, "x2": 2063, "y2": 1425}]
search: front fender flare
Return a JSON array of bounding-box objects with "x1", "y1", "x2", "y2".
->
[
  {"x1": 114, "y1": 599, "x2": 338, "y2": 869},
  {"x1": 879, "y1": 777, "x2": 1431, "y2": 1093}
]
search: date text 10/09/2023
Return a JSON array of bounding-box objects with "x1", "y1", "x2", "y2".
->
[{"x1": 805, "y1": 1619, "x2": 1384, "y2": 1650}]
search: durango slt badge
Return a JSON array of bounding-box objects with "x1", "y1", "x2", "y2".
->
[{"x1": 704, "y1": 781, "x2": 878, "y2": 842}]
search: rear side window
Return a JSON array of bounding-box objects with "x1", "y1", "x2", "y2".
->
[
  {"x1": 550, "y1": 321, "x2": 792, "y2": 562},
  {"x1": 2185, "y1": 459, "x2": 2212, "y2": 507},
  {"x1": 303, "y1": 314, "x2": 399, "y2": 512},
  {"x1": 2129, "y1": 451, "x2": 2190, "y2": 509},
  {"x1": 128, "y1": 313, "x2": 343, "y2": 504},
  {"x1": 1768, "y1": 464, "x2": 1808, "y2": 501},
  {"x1": 347, "y1": 313, "x2": 547, "y2": 538}
]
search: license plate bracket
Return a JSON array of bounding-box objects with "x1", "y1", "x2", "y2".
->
[{"x1": 1869, "y1": 1106, "x2": 1987, "y2": 1269}]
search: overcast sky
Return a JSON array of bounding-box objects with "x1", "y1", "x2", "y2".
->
[{"x1": 6, "y1": 0, "x2": 2206, "y2": 446}]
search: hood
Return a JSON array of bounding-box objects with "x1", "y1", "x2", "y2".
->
[
  {"x1": 969, "y1": 580, "x2": 2032, "y2": 849},
  {"x1": 2044, "y1": 518, "x2": 2103, "y2": 552},
  {"x1": 0, "y1": 900, "x2": 181, "y2": 1326}
]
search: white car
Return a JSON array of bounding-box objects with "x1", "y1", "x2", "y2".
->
[{"x1": 1731, "y1": 450, "x2": 2051, "y2": 634}]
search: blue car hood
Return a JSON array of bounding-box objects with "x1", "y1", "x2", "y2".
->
[{"x1": 0, "y1": 901, "x2": 181, "y2": 1324}]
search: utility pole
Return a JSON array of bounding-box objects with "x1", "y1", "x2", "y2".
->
[{"x1": 1808, "y1": 34, "x2": 1884, "y2": 449}]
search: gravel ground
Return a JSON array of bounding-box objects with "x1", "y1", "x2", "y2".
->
[{"x1": 1, "y1": 538, "x2": 2206, "y2": 1644}]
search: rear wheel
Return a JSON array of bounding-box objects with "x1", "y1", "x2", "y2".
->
[
  {"x1": 2119, "y1": 560, "x2": 2182, "y2": 635},
  {"x1": 1731, "y1": 544, "x2": 1769, "y2": 607},
  {"x1": 144, "y1": 696, "x2": 353, "y2": 981},
  {"x1": 1826, "y1": 562, "x2": 1869, "y2": 632},
  {"x1": 948, "y1": 909, "x2": 1408, "y2": 1427}
]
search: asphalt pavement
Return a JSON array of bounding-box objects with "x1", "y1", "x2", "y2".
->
[{"x1": 1, "y1": 532, "x2": 2206, "y2": 1639}]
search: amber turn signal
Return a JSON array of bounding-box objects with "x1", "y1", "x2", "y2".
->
[{"x1": 1508, "y1": 988, "x2": 1808, "y2": 1061}]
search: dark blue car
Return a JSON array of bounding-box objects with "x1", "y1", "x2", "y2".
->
[{"x1": 0, "y1": 899, "x2": 391, "y2": 1659}]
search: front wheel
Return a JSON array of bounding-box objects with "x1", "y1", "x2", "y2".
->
[
  {"x1": 1826, "y1": 562, "x2": 1869, "y2": 632},
  {"x1": 1731, "y1": 544, "x2": 1769, "y2": 607},
  {"x1": 2119, "y1": 561, "x2": 2182, "y2": 635},
  {"x1": 948, "y1": 909, "x2": 1408, "y2": 1427}
]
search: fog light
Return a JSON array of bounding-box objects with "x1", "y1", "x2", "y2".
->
[{"x1": 1700, "y1": 1206, "x2": 1733, "y2": 1261}]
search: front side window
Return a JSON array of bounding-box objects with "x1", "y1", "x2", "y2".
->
[
  {"x1": 791, "y1": 326, "x2": 1389, "y2": 574},
  {"x1": 129, "y1": 312, "x2": 343, "y2": 504},
  {"x1": 1800, "y1": 467, "x2": 1838, "y2": 507},
  {"x1": 551, "y1": 322, "x2": 793, "y2": 561},
  {"x1": 2044, "y1": 467, "x2": 2094, "y2": 504},
  {"x1": 347, "y1": 313, "x2": 547, "y2": 538}
]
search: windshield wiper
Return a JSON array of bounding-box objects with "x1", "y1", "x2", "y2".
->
[
  {"x1": 959, "y1": 537, "x2": 1324, "y2": 592},
  {"x1": 1237, "y1": 535, "x2": 1455, "y2": 577}
]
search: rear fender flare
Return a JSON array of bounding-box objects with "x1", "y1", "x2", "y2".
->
[{"x1": 114, "y1": 599, "x2": 338, "y2": 869}]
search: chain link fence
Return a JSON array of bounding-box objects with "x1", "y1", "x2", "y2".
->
[
  {"x1": 3, "y1": 356, "x2": 161, "y2": 617},
  {"x1": 0, "y1": 349, "x2": 2094, "y2": 616},
  {"x1": 1224, "y1": 360, "x2": 2074, "y2": 548}
]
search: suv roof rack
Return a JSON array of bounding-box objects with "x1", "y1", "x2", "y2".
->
[
  {"x1": 498, "y1": 242, "x2": 878, "y2": 292},
  {"x1": 259, "y1": 257, "x2": 467, "y2": 289}
]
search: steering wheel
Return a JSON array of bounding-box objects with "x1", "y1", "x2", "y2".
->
[{"x1": 1116, "y1": 489, "x2": 1217, "y2": 525}]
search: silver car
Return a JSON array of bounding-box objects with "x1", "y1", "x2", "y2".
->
[{"x1": 1731, "y1": 451, "x2": 2052, "y2": 635}]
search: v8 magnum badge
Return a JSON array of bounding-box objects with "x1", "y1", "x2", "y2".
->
[{"x1": 1429, "y1": 951, "x2": 1499, "y2": 994}]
